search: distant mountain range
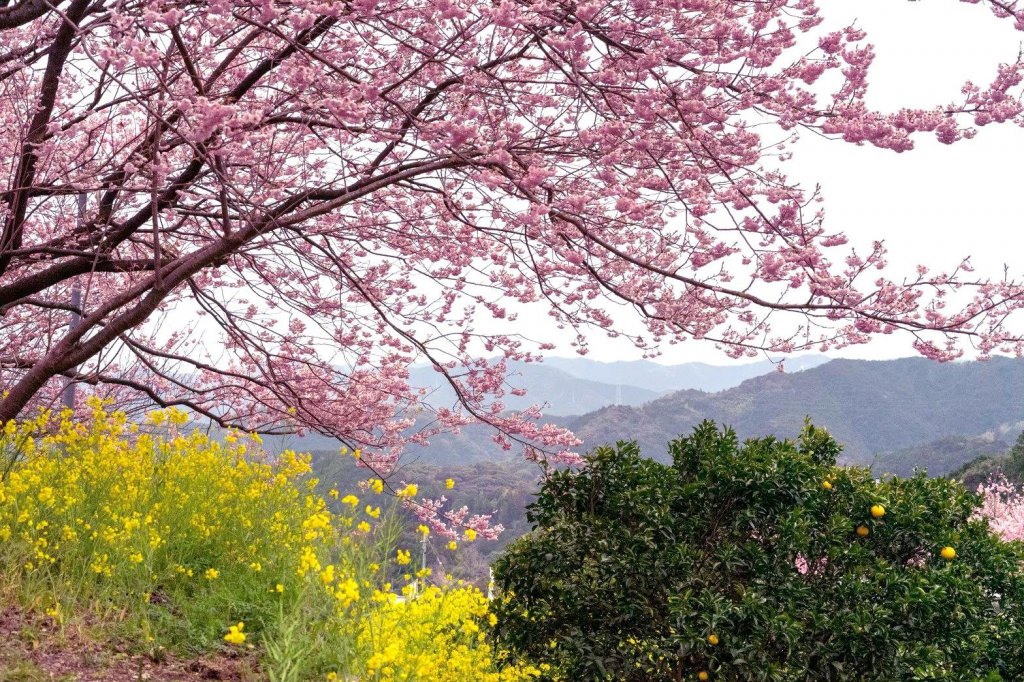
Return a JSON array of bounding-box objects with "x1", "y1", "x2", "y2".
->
[
  {"x1": 407, "y1": 363, "x2": 661, "y2": 416},
  {"x1": 267, "y1": 355, "x2": 828, "y2": 460},
  {"x1": 272, "y1": 355, "x2": 1024, "y2": 477},
  {"x1": 407, "y1": 355, "x2": 828, "y2": 416},
  {"x1": 302, "y1": 355, "x2": 1024, "y2": 587},
  {"x1": 564, "y1": 357, "x2": 1024, "y2": 469}
]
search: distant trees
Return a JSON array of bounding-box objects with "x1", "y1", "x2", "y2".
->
[
  {"x1": 1007, "y1": 432, "x2": 1024, "y2": 479},
  {"x1": 975, "y1": 476, "x2": 1024, "y2": 543},
  {"x1": 312, "y1": 450, "x2": 541, "y2": 582}
]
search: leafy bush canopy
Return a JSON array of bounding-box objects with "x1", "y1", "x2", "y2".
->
[{"x1": 494, "y1": 421, "x2": 1024, "y2": 681}]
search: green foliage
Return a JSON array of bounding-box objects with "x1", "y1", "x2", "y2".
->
[{"x1": 493, "y1": 420, "x2": 1024, "y2": 681}]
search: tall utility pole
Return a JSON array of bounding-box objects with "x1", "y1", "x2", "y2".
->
[{"x1": 61, "y1": 193, "x2": 86, "y2": 411}]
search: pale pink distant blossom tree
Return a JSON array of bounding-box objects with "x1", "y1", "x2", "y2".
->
[
  {"x1": 975, "y1": 476, "x2": 1024, "y2": 543},
  {"x1": 2, "y1": 0, "x2": 1024, "y2": 482}
]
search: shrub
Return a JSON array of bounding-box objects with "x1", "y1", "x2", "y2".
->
[
  {"x1": 0, "y1": 401, "x2": 536, "y2": 681},
  {"x1": 493, "y1": 421, "x2": 1024, "y2": 681}
]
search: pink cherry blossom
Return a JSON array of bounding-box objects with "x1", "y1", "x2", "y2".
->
[
  {"x1": 975, "y1": 476, "x2": 1024, "y2": 543},
  {"x1": 1, "y1": 0, "x2": 1024, "y2": 535}
]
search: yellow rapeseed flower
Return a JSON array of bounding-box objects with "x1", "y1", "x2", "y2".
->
[
  {"x1": 445, "y1": 478, "x2": 455, "y2": 489},
  {"x1": 336, "y1": 578, "x2": 360, "y2": 608},
  {"x1": 298, "y1": 547, "x2": 321, "y2": 577},
  {"x1": 320, "y1": 564, "x2": 336, "y2": 585},
  {"x1": 0, "y1": 404, "x2": 537, "y2": 682},
  {"x1": 224, "y1": 622, "x2": 246, "y2": 645}
]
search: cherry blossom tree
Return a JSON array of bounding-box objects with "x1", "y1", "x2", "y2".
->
[
  {"x1": 976, "y1": 476, "x2": 1024, "y2": 543},
  {"x1": 2, "y1": 0, "x2": 1024, "y2": 474}
]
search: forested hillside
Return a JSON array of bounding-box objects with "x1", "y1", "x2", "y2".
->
[
  {"x1": 566, "y1": 357, "x2": 1024, "y2": 465},
  {"x1": 951, "y1": 432, "x2": 1024, "y2": 490},
  {"x1": 878, "y1": 435, "x2": 1010, "y2": 478}
]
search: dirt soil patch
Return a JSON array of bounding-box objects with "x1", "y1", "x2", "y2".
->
[{"x1": 0, "y1": 607, "x2": 258, "y2": 682}]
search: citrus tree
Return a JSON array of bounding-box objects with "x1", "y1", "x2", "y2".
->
[{"x1": 493, "y1": 422, "x2": 1024, "y2": 681}]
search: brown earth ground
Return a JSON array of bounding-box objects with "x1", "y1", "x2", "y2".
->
[{"x1": 0, "y1": 607, "x2": 258, "y2": 682}]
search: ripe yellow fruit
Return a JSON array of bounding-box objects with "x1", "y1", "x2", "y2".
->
[
  {"x1": 698, "y1": 672, "x2": 709, "y2": 681},
  {"x1": 856, "y1": 525, "x2": 869, "y2": 537},
  {"x1": 707, "y1": 633, "x2": 719, "y2": 645},
  {"x1": 822, "y1": 480, "x2": 833, "y2": 490},
  {"x1": 940, "y1": 546, "x2": 956, "y2": 560},
  {"x1": 870, "y1": 504, "x2": 886, "y2": 518}
]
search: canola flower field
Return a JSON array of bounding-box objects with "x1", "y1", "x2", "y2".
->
[{"x1": 0, "y1": 399, "x2": 541, "y2": 681}]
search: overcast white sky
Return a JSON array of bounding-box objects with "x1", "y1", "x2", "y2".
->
[{"x1": 540, "y1": 0, "x2": 1024, "y2": 366}]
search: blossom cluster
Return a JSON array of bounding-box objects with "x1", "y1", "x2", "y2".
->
[{"x1": 975, "y1": 475, "x2": 1024, "y2": 542}]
